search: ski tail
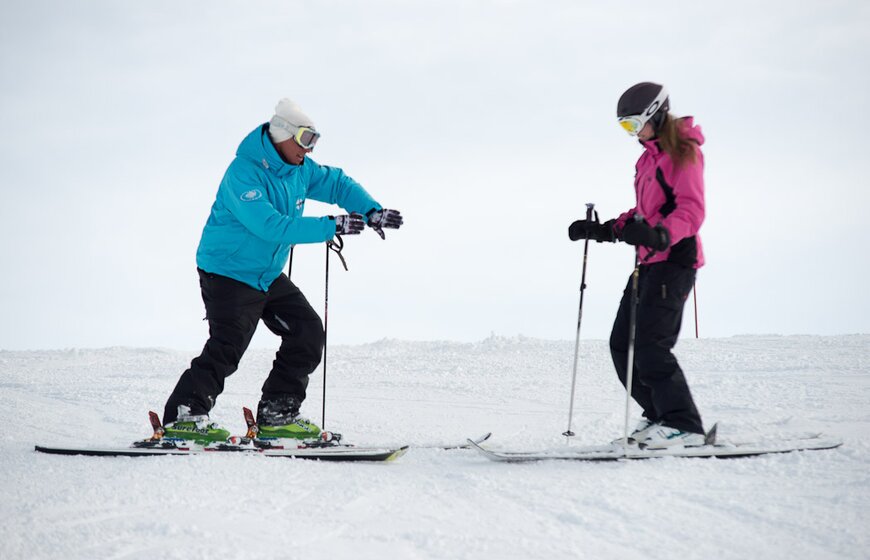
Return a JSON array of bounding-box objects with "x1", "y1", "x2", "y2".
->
[{"x1": 705, "y1": 422, "x2": 719, "y2": 445}]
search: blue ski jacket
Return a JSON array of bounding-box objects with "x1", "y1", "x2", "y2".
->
[{"x1": 196, "y1": 124, "x2": 381, "y2": 291}]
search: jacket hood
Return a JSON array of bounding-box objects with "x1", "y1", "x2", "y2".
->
[
  {"x1": 678, "y1": 116, "x2": 704, "y2": 145},
  {"x1": 236, "y1": 124, "x2": 297, "y2": 177},
  {"x1": 641, "y1": 116, "x2": 704, "y2": 152}
]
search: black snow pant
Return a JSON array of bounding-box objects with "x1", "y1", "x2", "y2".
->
[
  {"x1": 609, "y1": 261, "x2": 704, "y2": 434},
  {"x1": 163, "y1": 269, "x2": 324, "y2": 424}
]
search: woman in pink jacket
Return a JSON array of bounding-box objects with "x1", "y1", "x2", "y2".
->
[{"x1": 569, "y1": 82, "x2": 706, "y2": 449}]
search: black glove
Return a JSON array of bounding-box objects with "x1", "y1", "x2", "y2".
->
[
  {"x1": 621, "y1": 220, "x2": 670, "y2": 251},
  {"x1": 366, "y1": 208, "x2": 403, "y2": 239},
  {"x1": 568, "y1": 218, "x2": 616, "y2": 242},
  {"x1": 333, "y1": 213, "x2": 365, "y2": 235}
]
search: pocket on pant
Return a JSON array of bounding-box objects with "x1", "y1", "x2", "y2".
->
[
  {"x1": 645, "y1": 264, "x2": 695, "y2": 311},
  {"x1": 653, "y1": 283, "x2": 686, "y2": 311}
]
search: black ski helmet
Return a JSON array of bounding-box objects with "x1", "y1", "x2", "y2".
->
[{"x1": 617, "y1": 82, "x2": 670, "y2": 132}]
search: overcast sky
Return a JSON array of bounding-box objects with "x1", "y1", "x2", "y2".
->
[{"x1": 1, "y1": 0, "x2": 868, "y2": 351}]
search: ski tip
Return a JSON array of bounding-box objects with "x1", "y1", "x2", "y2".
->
[
  {"x1": 705, "y1": 422, "x2": 719, "y2": 446},
  {"x1": 430, "y1": 433, "x2": 493, "y2": 450},
  {"x1": 466, "y1": 438, "x2": 486, "y2": 452},
  {"x1": 385, "y1": 446, "x2": 410, "y2": 462},
  {"x1": 464, "y1": 432, "x2": 492, "y2": 446}
]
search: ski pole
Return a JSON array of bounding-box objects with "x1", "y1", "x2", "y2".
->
[
  {"x1": 563, "y1": 203, "x2": 595, "y2": 439},
  {"x1": 322, "y1": 236, "x2": 348, "y2": 430},
  {"x1": 288, "y1": 245, "x2": 295, "y2": 279},
  {"x1": 622, "y1": 219, "x2": 643, "y2": 445},
  {"x1": 693, "y1": 280, "x2": 699, "y2": 338}
]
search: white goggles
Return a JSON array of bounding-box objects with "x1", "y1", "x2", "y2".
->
[
  {"x1": 293, "y1": 126, "x2": 320, "y2": 149},
  {"x1": 618, "y1": 86, "x2": 669, "y2": 136}
]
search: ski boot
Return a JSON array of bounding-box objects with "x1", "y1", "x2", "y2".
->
[
  {"x1": 639, "y1": 424, "x2": 706, "y2": 449},
  {"x1": 254, "y1": 397, "x2": 323, "y2": 444},
  {"x1": 162, "y1": 407, "x2": 231, "y2": 445},
  {"x1": 257, "y1": 417, "x2": 321, "y2": 440}
]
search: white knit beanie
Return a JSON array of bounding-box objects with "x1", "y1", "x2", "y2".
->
[{"x1": 268, "y1": 98, "x2": 315, "y2": 143}]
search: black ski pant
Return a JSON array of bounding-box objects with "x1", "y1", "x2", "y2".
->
[
  {"x1": 609, "y1": 261, "x2": 704, "y2": 434},
  {"x1": 163, "y1": 269, "x2": 324, "y2": 424}
]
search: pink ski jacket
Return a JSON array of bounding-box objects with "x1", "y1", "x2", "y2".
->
[{"x1": 614, "y1": 117, "x2": 706, "y2": 268}]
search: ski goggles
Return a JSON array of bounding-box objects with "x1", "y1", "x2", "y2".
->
[
  {"x1": 618, "y1": 115, "x2": 648, "y2": 136},
  {"x1": 617, "y1": 86, "x2": 669, "y2": 136},
  {"x1": 293, "y1": 126, "x2": 320, "y2": 149}
]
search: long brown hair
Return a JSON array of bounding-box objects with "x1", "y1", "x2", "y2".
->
[{"x1": 656, "y1": 114, "x2": 698, "y2": 168}]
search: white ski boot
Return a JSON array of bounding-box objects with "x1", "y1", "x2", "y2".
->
[{"x1": 639, "y1": 424, "x2": 706, "y2": 449}]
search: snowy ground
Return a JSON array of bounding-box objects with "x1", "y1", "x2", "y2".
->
[{"x1": 1, "y1": 335, "x2": 868, "y2": 560}]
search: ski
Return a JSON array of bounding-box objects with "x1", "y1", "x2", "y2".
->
[
  {"x1": 34, "y1": 409, "x2": 408, "y2": 462},
  {"x1": 34, "y1": 443, "x2": 408, "y2": 461},
  {"x1": 468, "y1": 430, "x2": 843, "y2": 463}
]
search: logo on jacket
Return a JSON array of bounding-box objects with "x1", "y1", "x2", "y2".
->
[{"x1": 240, "y1": 189, "x2": 263, "y2": 202}]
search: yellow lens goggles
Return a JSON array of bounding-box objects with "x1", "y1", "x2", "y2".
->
[
  {"x1": 294, "y1": 127, "x2": 320, "y2": 149},
  {"x1": 618, "y1": 117, "x2": 645, "y2": 136}
]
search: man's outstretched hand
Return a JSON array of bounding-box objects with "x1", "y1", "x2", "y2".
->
[{"x1": 366, "y1": 208, "x2": 403, "y2": 239}]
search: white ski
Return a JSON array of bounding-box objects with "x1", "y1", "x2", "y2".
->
[{"x1": 467, "y1": 434, "x2": 842, "y2": 463}]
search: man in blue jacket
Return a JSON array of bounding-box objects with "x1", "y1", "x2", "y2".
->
[{"x1": 162, "y1": 98, "x2": 403, "y2": 443}]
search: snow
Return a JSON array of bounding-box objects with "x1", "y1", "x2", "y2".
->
[{"x1": 1, "y1": 335, "x2": 868, "y2": 559}]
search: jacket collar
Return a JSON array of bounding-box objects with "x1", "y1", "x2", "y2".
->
[
  {"x1": 259, "y1": 124, "x2": 296, "y2": 177},
  {"x1": 237, "y1": 124, "x2": 302, "y2": 178},
  {"x1": 639, "y1": 137, "x2": 662, "y2": 156}
]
